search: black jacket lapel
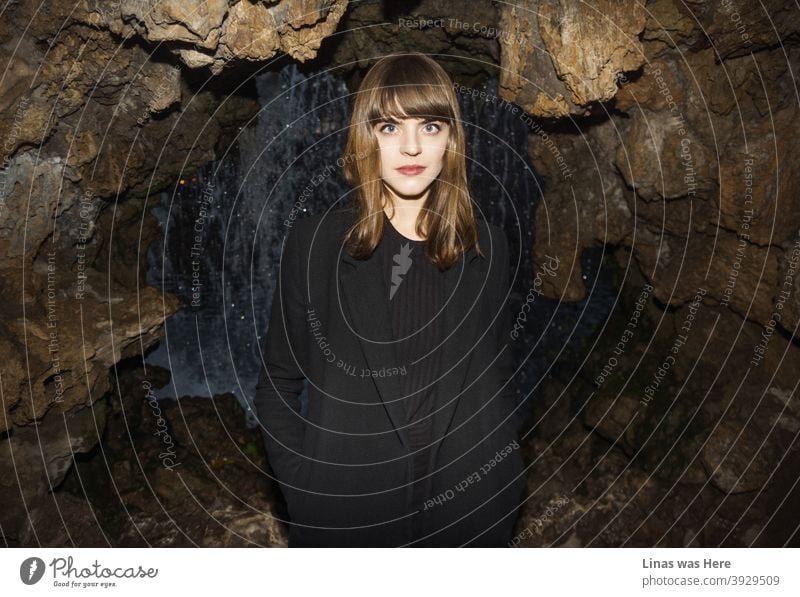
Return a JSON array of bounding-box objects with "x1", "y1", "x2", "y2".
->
[{"x1": 339, "y1": 253, "x2": 409, "y2": 450}]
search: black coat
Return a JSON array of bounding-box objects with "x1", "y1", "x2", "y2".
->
[{"x1": 254, "y1": 207, "x2": 526, "y2": 547}]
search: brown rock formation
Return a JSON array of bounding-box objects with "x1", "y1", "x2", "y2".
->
[
  {"x1": 499, "y1": 0, "x2": 647, "y2": 118},
  {"x1": 0, "y1": 0, "x2": 340, "y2": 546},
  {"x1": 496, "y1": 0, "x2": 800, "y2": 546}
]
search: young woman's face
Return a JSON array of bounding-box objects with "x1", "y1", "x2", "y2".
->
[{"x1": 373, "y1": 115, "x2": 450, "y2": 203}]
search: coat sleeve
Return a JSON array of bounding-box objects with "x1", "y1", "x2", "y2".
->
[
  {"x1": 253, "y1": 224, "x2": 309, "y2": 489},
  {"x1": 493, "y1": 228, "x2": 525, "y2": 438}
]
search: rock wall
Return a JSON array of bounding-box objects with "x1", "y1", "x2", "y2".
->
[
  {"x1": 0, "y1": 0, "x2": 347, "y2": 545},
  {"x1": 500, "y1": 0, "x2": 800, "y2": 329},
  {"x1": 496, "y1": 0, "x2": 800, "y2": 545}
]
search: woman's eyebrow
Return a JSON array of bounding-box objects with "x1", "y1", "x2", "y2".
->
[{"x1": 375, "y1": 116, "x2": 443, "y2": 124}]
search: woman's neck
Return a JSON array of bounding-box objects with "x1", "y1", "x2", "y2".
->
[{"x1": 383, "y1": 205, "x2": 426, "y2": 241}]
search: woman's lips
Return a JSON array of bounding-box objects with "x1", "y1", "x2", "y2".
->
[{"x1": 396, "y1": 165, "x2": 426, "y2": 175}]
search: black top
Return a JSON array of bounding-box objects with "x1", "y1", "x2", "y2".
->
[{"x1": 376, "y1": 212, "x2": 447, "y2": 509}]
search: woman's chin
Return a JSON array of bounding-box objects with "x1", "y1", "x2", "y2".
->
[{"x1": 386, "y1": 183, "x2": 435, "y2": 200}]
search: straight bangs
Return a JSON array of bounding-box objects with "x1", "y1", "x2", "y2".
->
[{"x1": 367, "y1": 80, "x2": 456, "y2": 127}]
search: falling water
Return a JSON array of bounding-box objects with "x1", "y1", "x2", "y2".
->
[{"x1": 145, "y1": 63, "x2": 614, "y2": 428}]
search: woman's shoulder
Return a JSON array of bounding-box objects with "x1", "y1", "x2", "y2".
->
[
  {"x1": 283, "y1": 208, "x2": 355, "y2": 267},
  {"x1": 287, "y1": 207, "x2": 353, "y2": 240},
  {"x1": 477, "y1": 219, "x2": 509, "y2": 256}
]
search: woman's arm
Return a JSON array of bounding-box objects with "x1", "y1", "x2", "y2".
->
[{"x1": 253, "y1": 225, "x2": 309, "y2": 489}]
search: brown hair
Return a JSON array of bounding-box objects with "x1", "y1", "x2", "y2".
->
[{"x1": 341, "y1": 52, "x2": 483, "y2": 269}]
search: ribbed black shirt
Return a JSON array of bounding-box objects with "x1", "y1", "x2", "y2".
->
[{"x1": 376, "y1": 211, "x2": 447, "y2": 509}]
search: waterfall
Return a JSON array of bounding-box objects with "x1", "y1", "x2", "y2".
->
[{"x1": 145, "y1": 62, "x2": 612, "y2": 428}]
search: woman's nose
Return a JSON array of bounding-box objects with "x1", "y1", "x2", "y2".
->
[{"x1": 400, "y1": 127, "x2": 421, "y2": 155}]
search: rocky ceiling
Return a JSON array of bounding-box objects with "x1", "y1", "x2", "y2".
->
[{"x1": 1, "y1": 0, "x2": 799, "y2": 547}]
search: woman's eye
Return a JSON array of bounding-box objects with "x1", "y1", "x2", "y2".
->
[{"x1": 378, "y1": 122, "x2": 442, "y2": 134}]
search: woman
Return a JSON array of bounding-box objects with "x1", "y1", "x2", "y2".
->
[{"x1": 254, "y1": 53, "x2": 526, "y2": 547}]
